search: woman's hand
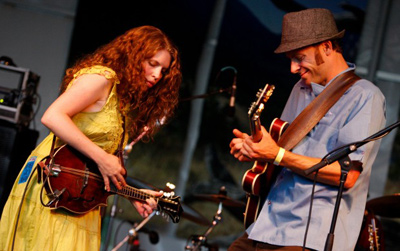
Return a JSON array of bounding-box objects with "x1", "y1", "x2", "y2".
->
[
  {"x1": 96, "y1": 153, "x2": 127, "y2": 191},
  {"x1": 131, "y1": 190, "x2": 164, "y2": 218}
]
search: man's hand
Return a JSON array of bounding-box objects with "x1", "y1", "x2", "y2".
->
[
  {"x1": 229, "y1": 129, "x2": 253, "y2": 162},
  {"x1": 230, "y1": 127, "x2": 280, "y2": 163}
]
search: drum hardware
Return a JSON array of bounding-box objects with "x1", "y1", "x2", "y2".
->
[
  {"x1": 185, "y1": 186, "x2": 236, "y2": 251},
  {"x1": 185, "y1": 201, "x2": 222, "y2": 251}
]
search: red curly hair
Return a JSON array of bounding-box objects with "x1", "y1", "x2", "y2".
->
[{"x1": 61, "y1": 26, "x2": 182, "y2": 140}]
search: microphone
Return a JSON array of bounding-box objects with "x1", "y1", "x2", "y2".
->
[
  {"x1": 304, "y1": 145, "x2": 356, "y2": 175},
  {"x1": 217, "y1": 66, "x2": 237, "y2": 117},
  {"x1": 304, "y1": 120, "x2": 400, "y2": 176},
  {"x1": 227, "y1": 71, "x2": 237, "y2": 117},
  {"x1": 140, "y1": 228, "x2": 159, "y2": 244}
]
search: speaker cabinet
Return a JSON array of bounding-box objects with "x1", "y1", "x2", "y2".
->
[{"x1": 0, "y1": 120, "x2": 38, "y2": 215}]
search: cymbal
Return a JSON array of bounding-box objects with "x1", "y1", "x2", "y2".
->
[
  {"x1": 194, "y1": 193, "x2": 245, "y2": 208},
  {"x1": 366, "y1": 193, "x2": 400, "y2": 218},
  {"x1": 181, "y1": 204, "x2": 211, "y2": 226}
]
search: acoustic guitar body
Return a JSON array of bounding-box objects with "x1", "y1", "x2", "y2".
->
[{"x1": 242, "y1": 118, "x2": 288, "y2": 228}]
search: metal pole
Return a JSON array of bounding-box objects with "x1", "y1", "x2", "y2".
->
[
  {"x1": 366, "y1": 0, "x2": 392, "y2": 81},
  {"x1": 168, "y1": 0, "x2": 228, "y2": 236}
]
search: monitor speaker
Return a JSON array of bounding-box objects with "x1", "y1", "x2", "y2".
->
[{"x1": 0, "y1": 120, "x2": 38, "y2": 215}]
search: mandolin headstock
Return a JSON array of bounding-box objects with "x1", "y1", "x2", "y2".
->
[{"x1": 158, "y1": 182, "x2": 183, "y2": 223}]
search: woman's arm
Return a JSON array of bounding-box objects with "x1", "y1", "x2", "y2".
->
[{"x1": 41, "y1": 74, "x2": 126, "y2": 191}]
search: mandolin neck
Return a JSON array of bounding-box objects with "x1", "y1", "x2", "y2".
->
[{"x1": 110, "y1": 185, "x2": 155, "y2": 202}]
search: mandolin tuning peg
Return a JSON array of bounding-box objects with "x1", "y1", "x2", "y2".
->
[
  {"x1": 163, "y1": 182, "x2": 176, "y2": 197},
  {"x1": 161, "y1": 212, "x2": 169, "y2": 222},
  {"x1": 166, "y1": 182, "x2": 176, "y2": 190}
]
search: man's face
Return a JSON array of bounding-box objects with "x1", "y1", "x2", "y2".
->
[{"x1": 286, "y1": 44, "x2": 327, "y2": 86}]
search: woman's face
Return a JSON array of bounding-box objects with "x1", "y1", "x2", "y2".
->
[{"x1": 143, "y1": 49, "x2": 171, "y2": 88}]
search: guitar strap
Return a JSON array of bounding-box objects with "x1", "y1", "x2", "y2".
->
[
  {"x1": 277, "y1": 70, "x2": 361, "y2": 150},
  {"x1": 116, "y1": 115, "x2": 126, "y2": 170}
]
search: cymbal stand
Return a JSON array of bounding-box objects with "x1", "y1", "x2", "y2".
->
[
  {"x1": 185, "y1": 202, "x2": 223, "y2": 251},
  {"x1": 111, "y1": 210, "x2": 157, "y2": 251}
]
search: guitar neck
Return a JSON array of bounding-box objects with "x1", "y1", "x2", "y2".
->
[{"x1": 250, "y1": 117, "x2": 263, "y2": 142}]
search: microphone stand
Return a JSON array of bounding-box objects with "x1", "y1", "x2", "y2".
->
[
  {"x1": 179, "y1": 65, "x2": 237, "y2": 103},
  {"x1": 103, "y1": 140, "x2": 140, "y2": 251},
  {"x1": 303, "y1": 120, "x2": 400, "y2": 251},
  {"x1": 323, "y1": 155, "x2": 352, "y2": 251},
  {"x1": 111, "y1": 211, "x2": 157, "y2": 251},
  {"x1": 179, "y1": 87, "x2": 231, "y2": 102}
]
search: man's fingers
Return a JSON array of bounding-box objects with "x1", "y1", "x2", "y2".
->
[{"x1": 233, "y1": 129, "x2": 248, "y2": 138}]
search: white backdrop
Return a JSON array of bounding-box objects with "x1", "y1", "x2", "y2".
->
[{"x1": 0, "y1": 0, "x2": 77, "y2": 143}]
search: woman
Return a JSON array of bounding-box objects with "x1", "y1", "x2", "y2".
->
[{"x1": 0, "y1": 25, "x2": 182, "y2": 250}]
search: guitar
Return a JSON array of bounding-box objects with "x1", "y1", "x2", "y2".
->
[
  {"x1": 241, "y1": 84, "x2": 289, "y2": 228},
  {"x1": 356, "y1": 210, "x2": 384, "y2": 251},
  {"x1": 37, "y1": 144, "x2": 182, "y2": 223}
]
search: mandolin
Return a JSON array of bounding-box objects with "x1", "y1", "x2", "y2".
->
[{"x1": 37, "y1": 144, "x2": 182, "y2": 223}]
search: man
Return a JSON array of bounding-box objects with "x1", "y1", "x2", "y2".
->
[{"x1": 229, "y1": 8, "x2": 386, "y2": 251}]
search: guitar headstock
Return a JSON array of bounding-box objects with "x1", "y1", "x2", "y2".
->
[
  {"x1": 248, "y1": 84, "x2": 275, "y2": 120},
  {"x1": 247, "y1": 84, "x2": 275, "y2": 141},
  {"x1": 368, "y1": 219, "x2": 381, "y2": 251}
]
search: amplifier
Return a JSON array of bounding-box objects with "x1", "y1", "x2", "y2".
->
[{"x1": 0, "y1": 64, "x2": 40, "y2": 126}]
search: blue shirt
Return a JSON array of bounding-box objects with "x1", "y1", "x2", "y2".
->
[{"x1": 247, "y1": 64, "x2": 386, "y2": 251}]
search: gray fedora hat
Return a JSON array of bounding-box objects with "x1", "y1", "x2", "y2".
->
[{"x1": 274, "y1": 8, "x2": 345, "y2": 54}]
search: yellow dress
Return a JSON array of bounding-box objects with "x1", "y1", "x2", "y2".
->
[{"x1": 0, "y1": 65, "x2": 127, "y2": 251}]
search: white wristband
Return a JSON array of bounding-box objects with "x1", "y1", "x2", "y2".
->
[{"x1": 273, "y1": 147, "x2": 285, "y2": 166}]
